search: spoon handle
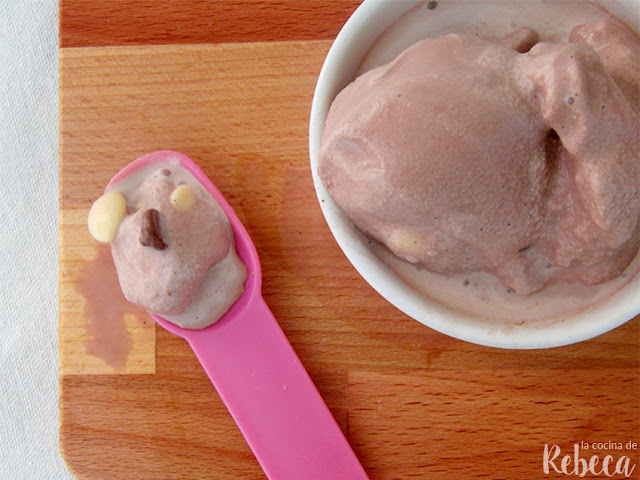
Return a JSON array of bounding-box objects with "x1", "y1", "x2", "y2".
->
[{"x1": 185, "y1": 294, "x2": 369, "y2": 480}]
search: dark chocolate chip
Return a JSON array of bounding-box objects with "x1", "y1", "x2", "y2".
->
[
  {"x1": 427, "y1": 1, "x2": 438, "y2": 9},
  {"x1": 140, "y1": 208, "x2": 167, "y2": 250}
]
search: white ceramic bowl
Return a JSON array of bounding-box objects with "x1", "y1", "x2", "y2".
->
[{"x1": 309, "y1": 0, "x2": 640, "y2": 349}]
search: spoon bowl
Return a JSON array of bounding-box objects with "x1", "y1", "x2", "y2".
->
[{"x1": 108, "y1": 150, "x2": 263, "y2": 335}]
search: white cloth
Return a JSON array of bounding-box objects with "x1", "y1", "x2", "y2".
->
[{"x1": 0, "y1": 1, "x2": 74, "y2": 478}]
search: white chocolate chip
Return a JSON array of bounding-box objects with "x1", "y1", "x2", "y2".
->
[
  {"x1": 87, "y1": 190, "x2": 127, "y2": 243},
  {"x1": 170, "y1": 185, "x2": 197, "y2": 212},
  {"x1": 389, "y1": 230, "x2": 424, "y2": 263}
]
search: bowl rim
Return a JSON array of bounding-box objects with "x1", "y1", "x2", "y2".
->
[{"x1": 309, "y1": 0, "x2": 640, "y2": 349}]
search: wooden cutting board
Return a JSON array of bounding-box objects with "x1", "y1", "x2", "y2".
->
[{"x1": 59, "y1": 2, "x2": 640, "y2": 479}]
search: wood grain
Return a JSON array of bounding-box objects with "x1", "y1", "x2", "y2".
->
[
  {"x1": 60, "y1": 0, "x2": 362, "y2": 47},
  {"x1": 348, "y1": 370, "x2": 639, "y2": 480},
  {"x1": 59, "y1": 4, "x2": 640, "y2": 479}
]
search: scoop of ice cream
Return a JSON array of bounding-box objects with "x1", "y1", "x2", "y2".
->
[
  {"x1": 110, "y1": 168, "x2": 230, "y2": 315},
  {"x1": 90, "y1": 160, "x2": 248, "y2": 329},
  {"x1": 318, "y1": 18, "x2": 639, "y2": 295}
]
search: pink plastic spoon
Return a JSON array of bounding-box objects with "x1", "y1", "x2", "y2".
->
[{"x1": 107, "y1": 151, "x2": 368, "y2": 480}]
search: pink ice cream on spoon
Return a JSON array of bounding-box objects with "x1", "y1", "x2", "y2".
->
[
  {"x1": 104, "y1": 156, "x2": 247, "y2": 329},
  {"x1": 318, "y1": 16, "x2": 640, "y2": 296}
]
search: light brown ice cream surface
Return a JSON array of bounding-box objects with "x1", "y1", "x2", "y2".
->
[
  {"x1": 103, "y1": 161, "x2": 247, "y2": 329},
  {"x1": 319, "y1": 7, "x2": 639, "y2": 316}
]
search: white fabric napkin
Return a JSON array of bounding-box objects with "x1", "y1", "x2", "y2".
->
[{"x1": 0, "y1": 2, "x2": 75, "y2": 478}]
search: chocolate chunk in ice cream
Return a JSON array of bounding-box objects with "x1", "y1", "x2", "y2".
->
[{"x1": 139, "y1": 208, "x2": 167, "y2": 251}]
